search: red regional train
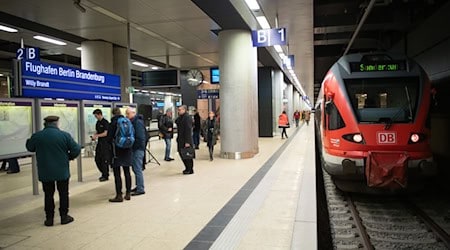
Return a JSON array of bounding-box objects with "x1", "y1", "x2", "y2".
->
[{"x1": 315, "y1": 53, "x2": 436, "y2": 193}]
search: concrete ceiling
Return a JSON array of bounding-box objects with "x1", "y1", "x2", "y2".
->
[{"x1": 0, "y1": 0, "x2": 316, "y2": 99}]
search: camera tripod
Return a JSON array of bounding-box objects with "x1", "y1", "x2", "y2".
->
[{"x1": 145, "y1": 140, "x2": 160, "y2": 166}]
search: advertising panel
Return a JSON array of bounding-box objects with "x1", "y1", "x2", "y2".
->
[
  {"x1": 0, "y1": 98, "x2": 34, "y2": 158},
  {"x1": 21, "y1": 60, "x2": 121, "y2": 101}
]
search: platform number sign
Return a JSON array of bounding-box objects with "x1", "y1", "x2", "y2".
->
[
  {"x1": 16, "y1": 47, "x2": 40, "y2": 61},
  {"x1": 252, "y1": 28, "x2": 287, "y2": 47}
]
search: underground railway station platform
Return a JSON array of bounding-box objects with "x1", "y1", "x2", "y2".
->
[{"x1": 0, "y1": 124, "x2": 316, "y2": 250}]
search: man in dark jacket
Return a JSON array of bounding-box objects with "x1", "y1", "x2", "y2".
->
[
  {"x1": 192, "y1": 109, "x2": 201, "y2": 149},
  {"x1": 92, "y1": 109, "x2": 112, "y2": 182},
  {"x1": 26, "y1": 116, "x2": 81, "y2": 227},
  {"x1": 126, "y1": 107, "x2": 146, "y2": 196},
  {"x1": 107, "y1": 108, "x2": 133, "y2": 202},
  {"x1": 175, "y1": 105, "x2": 194, "y2": 174},
  {"x1": 158, "y1": 109, "x2": 174, "y2": 161}
]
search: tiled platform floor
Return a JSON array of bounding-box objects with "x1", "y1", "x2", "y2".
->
[{"x1": 0, "y1": 122, "x2": 316, "y2": 250}]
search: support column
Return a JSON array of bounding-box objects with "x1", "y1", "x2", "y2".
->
[
  {"x1": 219, "y1": 30, "x2": 258, "y2": 159},
  {"x1": 81, "y1": 41, "x2": 113, "y2": 73},
  {"x1": 113, "y1": 46, "x2": 131, "y2": 103},
  {"x1": 272, "y1": 70, "x2": 283, "y2": 135},
  {"x1": 294, "y1": 91, "x2": 300, "y2": 112},
  {"x1": 286, "y1": 83, "x2": 293, "y2": 118},
  {"x1": 164, "y1": 95, "x2": 173, "y2": 112}
]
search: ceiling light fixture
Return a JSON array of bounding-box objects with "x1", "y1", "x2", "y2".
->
[
  {"x1": 33, "y1": 35, "x2": 67, "y2": 46},
  {"x1": 76, "y1": 47, "x2": 82, "y2": 51},
  {"x1": 0, "y1": 24, "x2": 18, "y2": 33},
  {"x1": 132, "y1": 61, "x2": 149, "y2": 67},
  {"x1": 256, "y1": 16, "x2": 271, "y2": 29},
  {"x1": 244, "y1": 0, "x2": 261, "y2": 10},
  {"x1": 151, "y1": 66, "x2": 159, "y2": 70},
  {"x1": 92, "y1": 6, "x2": 126, "y2": 23}
]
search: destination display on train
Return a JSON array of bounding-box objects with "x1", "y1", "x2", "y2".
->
[
  {"x1": 20, "y1": 60, "x2": 121, "y2": 101},
  {"x1": 349, "y1": 61, "x2": 406, "y2": 72}
]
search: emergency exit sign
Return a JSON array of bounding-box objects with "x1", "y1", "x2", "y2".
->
[{"x1": 251, "y1": 28, "x2": 287, "y2": 47}]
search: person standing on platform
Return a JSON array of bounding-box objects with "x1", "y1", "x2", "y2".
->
[
  {"x1": 278, "y1": 111, "x2": 290, "y2": 139},
  {"x1": 305, "y1": 111, "x2": 311, "y2": 126},
  {"x1": 108, "y1": 108, "x2": 133, "y2": 202},
  {"x1": 192, "y1": 108, "x2": 201, "y2": 150},
  {"x1": 202, "y1": 111, "x2": 220, "y2": 161},
  {"x1": 0, "y1": 158, "x2": 20, "y2": 174},
  {"x1": 26, "y1": 116, "x2": 81, "y2": 226},
  {"x1": 293, "y1": 110, "x2": 301, "y2": 128},
  {"x1": 158, "y1": 108, "x2": 174, "y2": 161},
  {"x1": 175, "y1": 105, "x2": 194, "y2": 174},
  {"x1": 92, "y1": 109, "x2": 112, "y2": 182},
  {"x1": 126, "y1": 107, "x2": 146, "y2": 196}
]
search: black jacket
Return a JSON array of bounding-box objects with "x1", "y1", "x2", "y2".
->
[
  {"x1": 193, "y1": 113, "x2": 201, "y2": 132},
  {"x1": 175, "y1": 113, "x2": 193, "y2": 149},
  {"x1": 158, "y1": 114, "x2": 174, "y2": 139}
]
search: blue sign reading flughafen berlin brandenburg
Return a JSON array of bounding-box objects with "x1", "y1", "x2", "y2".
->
[{"x1": 251, "y1": 28, "x2": 287, "y2": 47}]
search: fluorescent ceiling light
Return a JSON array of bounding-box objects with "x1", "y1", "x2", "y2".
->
[
  {"x1": 245, "y1": 0, "x2": 260, "y2": 10},
  {"x1": 76, "y1": 47, "x2": 82, "y2": 51},
  {"x1": 141, "y1": 90, "x2": 149, "y2": 93},
  {"x1": 256, "y1": 16, "x2": 271, "y2": 29},
  {"x1": 274, "y1": 45, "x2": 283, "y2": 53},
  {"x1": 33, "y1": 35, "x2": 67, "y2": 46},
  {"x1": 0, "y1": 73, "x2": 3, "y2": 76},
  {"x1": 151, "y1": 66, "x2": 159, "y2": 70},
  {"x1": 0, "y1": 24, "x2": 18, "y2": 33},
  {"x1": 132, "y1": 61, "x2": 149, "y2": 67},
  {"x1": 92, "y1": 6, "x2": 127, "y2": 23}
]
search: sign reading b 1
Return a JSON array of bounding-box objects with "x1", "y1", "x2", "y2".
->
[
  {"x1": 17, "y1": 47, "x2": 40, "y2": 61},
  {"x1": 252, "y1": 28, "x2": 287, "y2": 47}
]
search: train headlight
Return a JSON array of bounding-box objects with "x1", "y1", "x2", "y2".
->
[
  {"x1": 408, "y1": 133, "x2": 426, "y2": 144},
  {"x1": 410, "y1": 134, "x2": 420, "y2": 143},
  {"x1": 342, "y1": 133, "x2": 365, "y2": 144},
  {"x1": 353, "y1": 134, "x2": 363, "y2": 143}
]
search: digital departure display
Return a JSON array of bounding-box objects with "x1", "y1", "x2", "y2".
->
[
  {"x1": 210, "y1": 68, "x2": 220, "y2": 84},
  {"x1": 350, "y1": 61, "x2": 406, "y2": 72}
]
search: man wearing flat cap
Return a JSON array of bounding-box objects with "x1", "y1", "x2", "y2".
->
[{"x1": 26, "y1": 115, "x2": 81, "y2": 227}]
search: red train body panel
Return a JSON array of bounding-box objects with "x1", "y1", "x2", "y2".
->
[{"x1": 315, "y1": 53, "x2": 436, "y2": 193}]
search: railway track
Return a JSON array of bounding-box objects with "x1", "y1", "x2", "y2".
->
[{"x1": 323, "y1": 172, "x2": 450, "y2": 249}]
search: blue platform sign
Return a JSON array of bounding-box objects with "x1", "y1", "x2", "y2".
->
[
  {"x1": 197, "y1": 89, "x2": 219, "y2": 99},
  {"x1": 251, "y1": 28, "x2": 287, "y2": 47},
  {"x1": 20, "y1": 60, "x2": 121, "y2": 101},
  {"x1": 16, "y1": 47, "x2": 40, "y2": 61},
  {"x1": 283, "y1": 55, "x2": 295, "y2": 69}
]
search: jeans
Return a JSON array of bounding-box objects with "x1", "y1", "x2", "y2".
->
[
  {"x1": 193, "y1": 130, "x2": 200, "y2": 147},
  {"x1": 113, "y1": 166, "x2": 131, "y2": 194},
  {"x1": 132, "y1": 150, "x2": 145, "y2": 193},
  {"x1": 164, "y1": 138, "x2": 172, "y2": 160},
  {"x1": 42, "y1": 179, "x2": 69, "y2": 219}
]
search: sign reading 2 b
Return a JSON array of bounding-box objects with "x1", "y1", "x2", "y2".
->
[
  {"x1": 17, "y1": 47, "x2": 40, "y2": 61},
  {"x1": 251, "y1": 28, "x2": 287, "y2": 47}
]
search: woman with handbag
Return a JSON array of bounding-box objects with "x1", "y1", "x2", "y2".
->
[
  {"x1": 202, "y1": 111, "x2": 220, "y2": 161},
  {"x1": 278, "y1": 111, "x2": 289, "y2": 139}
]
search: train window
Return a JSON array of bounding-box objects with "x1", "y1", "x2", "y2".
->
[
  {"x1": 345, "y1": 77, "x2": 419, "y2": 123},
  {"x1": 327, "y1": 101, "x2": 346, "y2": 130}
]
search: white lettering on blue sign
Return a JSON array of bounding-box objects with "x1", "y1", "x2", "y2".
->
[
  {"x1": 252, "y1": 28, "x2": 287, "y2": 47},
  {"x1": 24, "y1": 61, "x2": 106, "y2": 83},
  {"x1": 17, "y1": 48, "x2": 40, "y2": 60}
]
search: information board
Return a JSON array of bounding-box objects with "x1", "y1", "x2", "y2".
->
[
  {"x1": 349, "y1": 61, "x2": 407, "y2": 72},
  {"x1": 38, "y1": 100, "x2": 80, "y2": 143},
  {"x1": 20, "y1": 60, "x2": 121, "y2": 101},
  {"x1": 0, "y1": 98, "x2": 34, "y2": 158},
  {"x1": 82, "y1": 101, "x2": 112, "y2": 145}
]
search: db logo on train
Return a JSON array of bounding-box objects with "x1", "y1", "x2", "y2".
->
[{"x1": 377, "y1": 132, "x2": 397, "y2": 144}]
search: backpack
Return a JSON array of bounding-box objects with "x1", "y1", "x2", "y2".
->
[{"x1": 114, "y1": 117, "x2": 135, "y2": 148}]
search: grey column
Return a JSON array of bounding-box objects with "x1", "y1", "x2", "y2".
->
[
  {"x1": 81, "y1": 41, "x2": 113, "y2": 73},
  {"x1": 219, "y1": 30, "x2": 258, "y2": 159},
  {"x1": 286, "y1": 83, "x2": 293, "y2": 120},
  {"x1": 113, "y1": 46, "x2": 131, "y2": 103},
  {"x1": 272, "y1": 70, "x2": 283, "y2": 135},
  {"x1": 294, "y1": 91, "x2": 300, "y2": 112}
]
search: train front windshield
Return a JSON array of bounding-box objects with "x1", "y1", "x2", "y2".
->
[{"x1": 345, "y1": 77, "x2": 420, "y2": 123}]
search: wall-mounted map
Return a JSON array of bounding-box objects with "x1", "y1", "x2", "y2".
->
[
  {"x1": 83, "y1": 103, "x2": 112, "y2": 145},
  {"x1": 39, "y1": 102, "x2": 79, "y2": 143},
  {"x1": 0, "y1": 99, "x2": 33, "y2": 157}
]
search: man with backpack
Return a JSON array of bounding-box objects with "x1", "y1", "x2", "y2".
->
[
  {"x1": 126, "y1": 107, "x2": 146, "y2": 196},
  {"x1": 107, "y1": 108, "x2": 134, "y2": 202}
]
